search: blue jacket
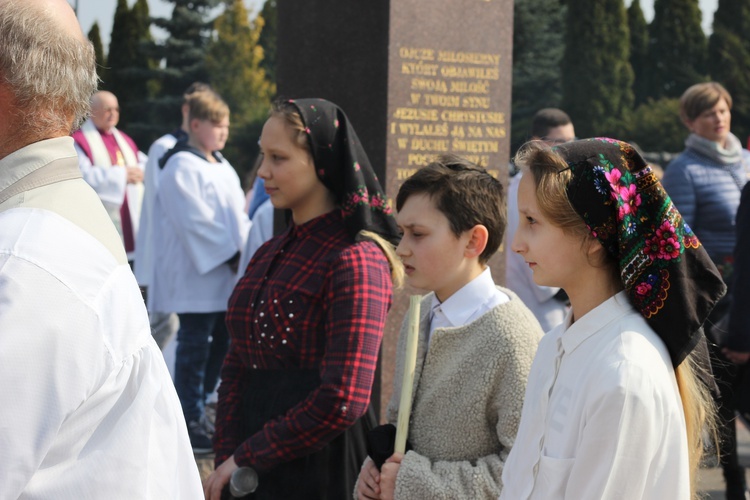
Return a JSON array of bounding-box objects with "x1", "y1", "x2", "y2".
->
[{"x1": 662, "y1": 146, "x2": 750, "y2": 278}]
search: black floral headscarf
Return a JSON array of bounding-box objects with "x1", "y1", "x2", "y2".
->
[
  {"x1": 287, "y1": 98, "x2": 400, "y2": 245},
  {"x1": 556, "y1": 138, "x2": 726, "y2": 367}
]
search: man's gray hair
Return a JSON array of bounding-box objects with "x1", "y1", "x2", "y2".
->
[{"x1": 0, "y1": 0, "x2": 98, "y2": 134}]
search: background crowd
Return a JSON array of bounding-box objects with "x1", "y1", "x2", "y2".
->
[{"x1": 3, "y1": 0, "x2": 750, "y2": 499}]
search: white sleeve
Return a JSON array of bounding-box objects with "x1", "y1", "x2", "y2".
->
[
  {"x1": 74, "y1": 143, "x2": 127, "y2": 207},
  {"x1": 0, "y1": 255, "x2": 106, "y2": 496},
  {"x1": 159, "y1": 162, "x2": 240, "y2": 275},
  {"x1": 238, "y1": 200, "x2": 274, "y2": 275},
  {"x1": 136, "y1": 150, "x2": 148, "y2": 170},
  {"x1": 135, "y1": 141, "x2": 172, "y2": 285}
]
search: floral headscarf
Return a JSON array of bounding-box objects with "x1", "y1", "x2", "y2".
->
[
  {"x1": 556, "y1": 138, "x2": 726, "y2": 367},
  {"x1": 288, "y1": 98, "x2": 400, "y2": 245}
]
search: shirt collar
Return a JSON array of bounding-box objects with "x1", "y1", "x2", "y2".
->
[
  {"x1": 0, "y1": 136, "x2": 76, "y2": 196},
  {"x1": 430, "y1": 267, "x2": 496, "y2": 328},
  {"x1": 289, "y1": 209, "x2": 343, "y2": 240},
  {"x1": 560, "y1": 290, "x2": 632, "y2": 355}
]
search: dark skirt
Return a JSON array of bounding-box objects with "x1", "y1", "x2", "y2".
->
[{"x1": 228, "y1": 369, "x2": 375, "y2": 500}]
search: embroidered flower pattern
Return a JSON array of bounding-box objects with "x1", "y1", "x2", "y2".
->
[
  {"x1": 570, "y1": 140, "x2": 709, "y2": 324},
  {"x1": 353, "y1": 161, "x2": 361, "y2": 171},
  {"x1": 617, "y1": 183, "x2": 642, "y2": 219},
  {"x1": 631, "y1": 270, "x2": 671, "y2": 318},
  {"x1": 592, "y1": 166, "x2": 609, "y2": 195},
  {"x1": 644, "y1": 220, "x2": 681, "y2": 261}
]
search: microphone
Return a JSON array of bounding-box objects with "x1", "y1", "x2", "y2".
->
[{"x1": 229, "y1": 467, "x2": 258, "y2": 498}]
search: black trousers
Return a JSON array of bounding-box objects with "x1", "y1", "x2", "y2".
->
[{"x1": 709, "y1": 341, "x2": 749, "y2": 498}]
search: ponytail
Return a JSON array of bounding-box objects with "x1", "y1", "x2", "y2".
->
[{"x1": 358, "y1": 230, "x2": 403, "y2": 288}]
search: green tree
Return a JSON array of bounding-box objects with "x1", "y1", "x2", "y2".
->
[
  {"x1": 104, "y1": 0, "x2": 156, "y2": 145},
  {"x1": 511, "y1": 0, "x2": 566, "y2": 152},
  {"x1": 152, "y1": 0, "x2": 220, "y2": 98},
  {"x1": 623, "y1": 97, "x2": 684, "y2": 153},
  {"x1": 628, "y1": 0, "x2": 649, "y2": 106},
  {"x1": 134, "y1": 0, "x2": 219, "y2": 145},
  {"x1": 87, "y1": 21, "x2": 106, "y2": 85},
  {"x1": 257, "y1": 0, "x2": 277, "y2": 86},
  {"x1": 561, "y1": 0, "x2": 634, "y2": 138},
  {"x1": 207, "y1": 0, "x2": 274, "y2": 126},
  {"x1": 206, "y1": 0, "x2": 275, "y2": 176},
  {"x1": 708, "y1": 0, "x2": 750, "y2": 146},
  {"x1": 647, "y1": 0, "x2": 707, "y2": 99},
  {"x1": 104, "y1": 0, "x2": 135, "y2": 91}
]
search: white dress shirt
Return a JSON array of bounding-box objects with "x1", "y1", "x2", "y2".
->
[
  {"x1": 0, "y1": 137, "x2": 202, "y2": 499},
  {"x1": 429, "y1": 267, "x2": 509, "y2": 343},
  {"x1": 500, "y1": 291, "x2": 689, "y2": 499}
]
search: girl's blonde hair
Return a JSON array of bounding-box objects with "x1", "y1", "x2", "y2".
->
[
  {"x1": 268, "y1": 100, "x2": 403, "y2": 288},
  {"x1": 515, "y1": 141, "x2": 718, "y2": 499}
]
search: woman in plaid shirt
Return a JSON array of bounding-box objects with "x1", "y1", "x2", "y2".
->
[{"x1": 205, "y1": 99, "x2": 402, "y2": 500}]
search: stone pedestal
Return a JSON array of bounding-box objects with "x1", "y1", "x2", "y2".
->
[{"x1": 277, "y1": 0, "x2": 513, "y2": 418}]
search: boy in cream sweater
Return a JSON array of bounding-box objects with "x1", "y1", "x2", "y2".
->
[{"x1": 356, "y1": 154, "x2": 543, "y2": 500}]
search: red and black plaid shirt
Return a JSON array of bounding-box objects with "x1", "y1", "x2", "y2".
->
[{"x1": 215, "y1": 210, "x2": 392, "y2": 471}]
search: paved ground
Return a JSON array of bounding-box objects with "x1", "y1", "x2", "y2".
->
[
  {"x1": 699, "y1": 418, "x2": 750, "y2": 499},
  {"x1": 195, "y1": 419, "x2": 750, "y2": 497}
]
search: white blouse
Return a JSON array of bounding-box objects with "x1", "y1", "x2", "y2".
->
[{"x1": 500, "y1": 291, "x2": 690, "y2": 500}]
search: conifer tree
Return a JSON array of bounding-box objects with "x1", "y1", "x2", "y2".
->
[
  {"x1": 104, "y1": 0, "x2": 135, "y2": 91},
  {"x1": 87, "y1": 22, "x2": 106, "y2": 86},
  {"x1": 257, "y1": 0, "x2": 277, "y2": 86},
  {"x1": 105, "y1": 0, "x2": 155, "y2": 142},
  {"x1": 511, "y1": 0, "x2": 565, "y2": 151},
  {"x1": 152, "y1": 0, "x2": 220, "y2": 99},
  {"x1": 132, "y1": 0, "x2": 220, "y2": 145},
  {"x1": 207, "y1": 0, "x2": 274, "y2": 126},
  {"x1": 647, "y1": 0, "x2": 707, "y2": 99},
  {"x1": 708, "y1": 0, "x2": 750, "y2": 146},
  {"x1": 561, "y1": 0, "x2": 633, "y2": 138},
  {"x1": 206, "y1": 0, "x2": 275, "y2": 179},
  {"x1": 628, "y1": 0, "x2": 649, "y2": 106}
]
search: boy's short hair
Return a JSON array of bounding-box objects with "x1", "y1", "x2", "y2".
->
[
  {"x1": 530, "y1": 108, "x2": 572, "y2": 139},
  {"x1": 679, "y1": 82, "x2": 732, "y2": 122},
  {"x1": 396, "y1": 154, "x2": 506, "y2": 264},
  {"x1": 188, "y1": 90, "x2": 229, "y2": 123}
]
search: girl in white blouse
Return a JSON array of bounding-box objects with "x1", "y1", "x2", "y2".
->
[{"x1": 501, "y1": 138, "x2": 724, "y2": 500}]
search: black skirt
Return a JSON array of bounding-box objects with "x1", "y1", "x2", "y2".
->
[{"x1": 227, "y1": 369, "x2": 375, "y2": 500}]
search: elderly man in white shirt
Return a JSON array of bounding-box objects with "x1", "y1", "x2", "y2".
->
[{"x1": 0, "y1": 0, "x2": 203, "y2": 497}]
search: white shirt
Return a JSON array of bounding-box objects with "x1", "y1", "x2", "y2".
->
[
  {"x1": 151, "y1": 150, "x2": 250, "y2": 313},
  {"x1": 429, "y1": 267, "x2": 509, "y2": 343},
  {"x1": 134, "y1": 132, "x2": 179, "y2": 289},
  {"x1": 238, "y1": 198, "x2": 274, "y2": 276},
  {"x1": 500, "y1": 292, "x2": 689, "y2": 500},
  {"x1": 505, "y1": 173, "x2": 567, "y2": 331},
  {"x1": 0, "y1": 138, "x2": 202, "y2": 498}
]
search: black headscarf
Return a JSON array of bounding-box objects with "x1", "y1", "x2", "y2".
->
[
  {"x1": 555, "y1": 138, "x2": 726, "y2": 367},
  {"x1": 287, "y1": 98, "x2": 400, "y2": 245}
]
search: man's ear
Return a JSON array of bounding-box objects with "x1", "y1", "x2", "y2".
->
[{"x1": 464, "y1": 224, "x2": 489, "y2": 259}]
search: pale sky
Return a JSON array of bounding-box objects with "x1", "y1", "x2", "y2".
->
[
  {"x1": 70, "y1": 0, "x2": 719, "y2": 52},
  {"x1": 69, "y1": 0, "x2": 264, "y2": 50}
]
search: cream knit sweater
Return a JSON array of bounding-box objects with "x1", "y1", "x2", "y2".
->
[{"x1": 384, "y1": 289, "x2": 542, "y2": 499}]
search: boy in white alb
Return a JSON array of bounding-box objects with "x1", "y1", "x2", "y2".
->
[
  {"x1": 356, "y1": 155, "x2": 543, "y2": 500},
  {"x1": 152, "y1": 90, "x2": 250, "y2": 452}
]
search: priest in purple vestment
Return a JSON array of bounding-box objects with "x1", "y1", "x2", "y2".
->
[{"x1": 72, "y1": 90, "x2": 146, "y2": 261}]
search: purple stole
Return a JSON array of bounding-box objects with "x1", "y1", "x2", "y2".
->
[{"x1": 72, "y1": 129, "x2": 139, "y2": 254}]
